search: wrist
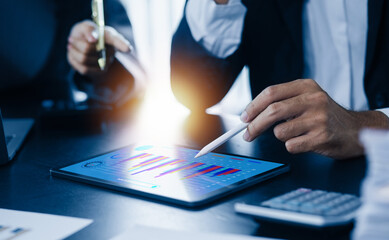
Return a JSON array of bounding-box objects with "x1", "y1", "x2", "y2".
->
[
  {"x1": 332, "y1": 110, "x2": 389, "y2": 159},
  {"x1": 214, "y1": 0, "x2": 229, "y2": 4},
  {"x1": 353, "y1": 110, "x2": 389, "y2": 130}
]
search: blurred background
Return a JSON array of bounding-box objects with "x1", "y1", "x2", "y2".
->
[
  {"x1": 123, "y1": 0, "x2": 251, "y2": 116},
  {"x1": 0, "y1": 0, "x2": 252, "y2": 145},
  {"x1": 0, "y1": 0, "x2": 250, "y2": 116}
]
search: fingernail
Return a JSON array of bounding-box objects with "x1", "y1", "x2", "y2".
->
[
  {"x1": 90, "y1": 30, "x2": 98, "y2": 42},
  {"x1": 87, "y1": 36, "x2": 95, "y2": 43},
  {"x1": 87, "y1": 33, "x2": 97, "y2": 43},
  {"x1": 240, "y1": 111, "x2": 248, "y2": 122},
  {"x1": 122, "y1": 41, "x2": 132, "y2": 52},
  {"x1": 127, "y1": 43, "x2": 133, "y2": 52},
  {"x1": 243, "y1": 131, "x2": 250, "y2": 141},
  {"x1": 68, "y1": 37, "x2": 73, "y2": 43}
]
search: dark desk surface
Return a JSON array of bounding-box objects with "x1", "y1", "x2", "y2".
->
[{"x1": 0, "y1": 107, "x2": 366, "y2": 240}]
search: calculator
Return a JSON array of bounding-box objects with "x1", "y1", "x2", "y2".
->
[{"x1": 234, "y1": 188, "x2": 361, "y2": 227}]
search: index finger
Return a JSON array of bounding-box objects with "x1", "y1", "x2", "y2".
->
[
  {"x1": 241, "y1": 79, "x2": 320, "y2": 123},
  {"x1": 69, "y1": 20, "x2": 97, "y2": 43},
  {"x1": 69, "y1": 38, "x2": 98, "y2": 55},
  {"x1": 105, "y1": 27, "x2": 132, "y2": 52}
]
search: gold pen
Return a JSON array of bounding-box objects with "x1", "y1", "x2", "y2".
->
[{"x1": 92, "y1": 0, "x2": 106, "y2": 70}]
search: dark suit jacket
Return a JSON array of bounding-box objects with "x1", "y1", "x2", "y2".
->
[
  {"x1": 171, "y1": 0, "x2": 389, "y2": 111},
  {"x1": 0, "y1": 0, "x2": 134, "y2": 103}
]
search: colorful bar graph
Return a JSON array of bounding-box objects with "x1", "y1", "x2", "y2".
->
[
  {"x1": 111, "y1": 151, "x2": 244, "y2": 181},
  {"x1": 129, "y1": 156, "x2": 169, "y2": 170},
  {"x1": 112, "y1": 153, "x2": 152, "y2": 165},
  {"x1": 131, "y1": 159, "x2": 185, "y2": 175},
  {"x1": 182, "y1": 165, "x2": 223, "y2": 180},
  {"x1": 211, "y1": 168, "x2": 241, "y2": 177},
  {"x1": 155, "y1": 162, "x2": 204, "y2": 178}
]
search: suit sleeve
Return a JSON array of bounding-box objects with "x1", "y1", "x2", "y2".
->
[
  {"x1": 171, "y1": 13, "x2": 246, "y2": 112},
  {"x1": 171, "y1": 13, "x2": 245, "y2": 111}
]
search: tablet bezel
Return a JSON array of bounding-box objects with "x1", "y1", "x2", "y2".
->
[{"x1": 50, "y1": 145, "x2": 289, "y2": 207}]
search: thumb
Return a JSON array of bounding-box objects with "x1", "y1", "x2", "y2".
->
[{"x1": 104, "y1": 26, "x2": 132, "y2": 53}]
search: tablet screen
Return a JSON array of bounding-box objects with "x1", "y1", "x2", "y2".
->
[{"x1": 55, "y1": 145, "x2": 287, "y2": 205}]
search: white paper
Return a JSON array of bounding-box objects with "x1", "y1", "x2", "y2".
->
[
  {"x1": 0, "y1": 208, "x2": 92, "y2": 240},
  {"x1": 111, "y1": 225, "x2": 281, "y2": 240},
  {"x1": 352, "y1": 129, "x2": 389, "y2": 240}
]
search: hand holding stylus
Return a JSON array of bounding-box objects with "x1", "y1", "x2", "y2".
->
[
  {"x1": 67, "y1": 20, "x2": 132, "y2": 78},
  {"x1": 195, "y1": 122, "x2": 249, "y2": 158}
]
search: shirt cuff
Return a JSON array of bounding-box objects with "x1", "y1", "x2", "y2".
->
[{"x1": 376, "y1": 108, "x2": 389, "y2": 118}]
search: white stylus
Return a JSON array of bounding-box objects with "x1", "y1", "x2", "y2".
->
[{"x1": 195, "y1": 122, "x2": 249, "y2": 158}]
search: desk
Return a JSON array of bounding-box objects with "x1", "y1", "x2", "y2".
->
[{"x1": 0, "y1": 109, "x2": 366, "y2": 240}]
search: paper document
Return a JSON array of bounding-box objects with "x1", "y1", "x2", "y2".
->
[
  {"x1": 353, "y1": 129, "x2": 389, "y2": 240},
  {"x1": 111, "y1": 225, "x2": 282, "y2": 240},
  {"x1": 0, "y1": 208, "x2": 92, "y2": 240}
]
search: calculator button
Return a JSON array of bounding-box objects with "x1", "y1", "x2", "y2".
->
[
  {"x1": 283, "y1": 203, "x2": 300, "y2": 211},
  {"x1": 323, "y1": 199, "x2": 361, "y2": 216},
  {"x1": 286, "y1": 199, "x2": 303, "y2": 207},
  {"x1": 262, "y1": 201, "x2": 280, "y2": 208},
  {"x1": 323, "y1": 192, "x2": 342, "y2": 200},
  {"x1": 342, "y1": 199, "x2": 361, "y2": 210},
  {"x1": 240, "y1": 188, "x2": 361, "y2": 227},
  {"x1": 325, "y1": 197, "x2": 346, "y2": 208},
  {"x1": 318, "y1": 202, "x2": 336, "y2": 210},
  {"x1": 260, "y1": 188, "x2": 360, "y2": 218},
  {"x1": 299, "y1": 205, "x2": 324, "y2": 215},
  {"x1": 312, "y1": 192, "x2": 341, "y2": 205},
  {"x1": 281, "y1": 188, "x2": 311, "y2": 199},
  {"x1": 264, "y1": 188, "x2": 311, "y2": 204},
  {"x1": 291, "y1": 190, "x2": 326, "y2": 204},
  {"x1": 299, "y1": 202, "x2": 315, "y2": 208},
  {"x1": 324, "y1": 207, "x2": 344, "y2": 216},
  {"x1": 337, "y1": 194, "x2": 354, "y2": 202},
  {"x1": 261, "y1": 200, "x2": 288, "y2": 209}
]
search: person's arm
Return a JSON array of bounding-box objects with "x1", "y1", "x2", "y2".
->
[
  {"x1": 240, "y1": 79, "x2": 389, "y2": 159},
  {"x1": 171, "y1": 0, "x2": 246, "y2": 112},
  {"x1": 67, "y1": 0, "x2": 145, "y2": 108}
]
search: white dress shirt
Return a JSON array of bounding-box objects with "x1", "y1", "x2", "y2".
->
[
  {"x1": 185, "y1": 0, "x2": 389, "y2": 116},
  {"x1": 185, "y1": 0, "x2": 247, "y2": 58}
]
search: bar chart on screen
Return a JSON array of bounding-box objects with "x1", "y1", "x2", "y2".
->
[
  {"x1": 63, "y1": 145, "x2": 282, "y2": 194},
  {"x1": 125, "y1": 153, "x2": 242, "y2": 179},
  {"x1": 102, "y1": 150, "x2": 243, "y2": 182}
]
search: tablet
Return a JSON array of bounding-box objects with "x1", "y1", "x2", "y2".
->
[{"x1": 51, "y1": 145, "x2": 289, "y2": 207}]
